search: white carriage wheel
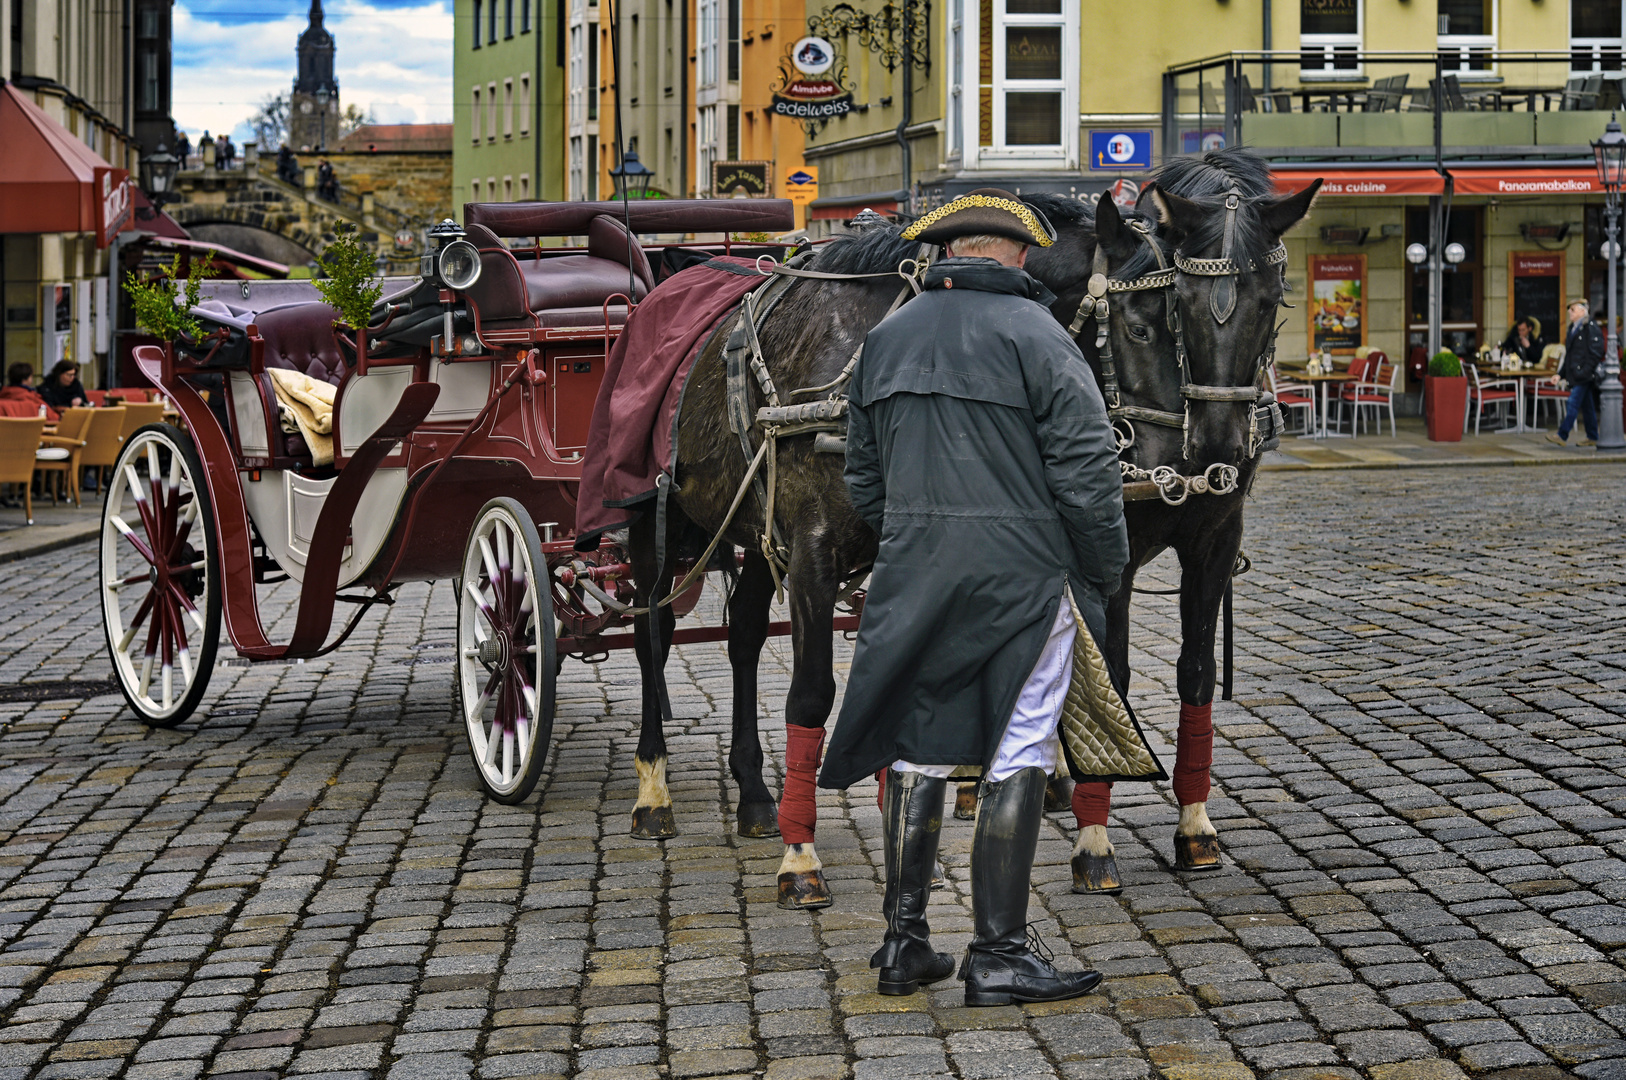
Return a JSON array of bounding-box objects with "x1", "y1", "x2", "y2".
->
[
  {"x1": 457, "y1": 498, "x2": 557, "y2": 804},
  {"x1": 99, "y1": 424, "x2": 221, "y2": 727}
]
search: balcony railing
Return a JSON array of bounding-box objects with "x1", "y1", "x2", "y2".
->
[{"x1": 1162, "y1": 50, "x2": 1624, "y2": 164}]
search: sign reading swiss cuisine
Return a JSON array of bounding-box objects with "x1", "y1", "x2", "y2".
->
[{"x1": 772, "y1": 35, "x2": 853, "y2": 120}]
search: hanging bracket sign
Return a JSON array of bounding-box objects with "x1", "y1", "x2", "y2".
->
[{"x1": 772, "y1": 36, "x2": 854, "y2": 120}]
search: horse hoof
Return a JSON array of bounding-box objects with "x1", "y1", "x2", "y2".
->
[
  {"x1": 1072, "y1": 850, "x2": 1124, "y2": 895},
  {"x1": 736, "y1": 801, "x2": 780, "y2": 838},
  {"x1": 1173, "y1": 832, "x2": 1222, "y2": 872},
  {"x1": 630, "y1": 804, "x2": 678, "y2": 840},
  {"x1": 954, "y1": 787, "x2": 978, "y2": 820},
  {"x1": 1045, "y1": 776, "x2": 1075, "y2": 813},
  {"x1": 777, "y1": 868, "x2": 833, "y2": 910}
]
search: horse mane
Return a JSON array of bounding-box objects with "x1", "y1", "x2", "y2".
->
[
  {"x1": 1153, "y1": 147, "x2": 1278, "y2": 267},
  {"x1": 809, "y1": 223, "x2": 921, "y2": 276},
  {"x1": 1024, "y1": 193, "x2": 1168, "y2": 283}
]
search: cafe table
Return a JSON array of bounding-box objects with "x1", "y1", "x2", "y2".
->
[
  {"x1": 1478, "y1": 366, "x2": 1557, "y2": 433},
  {"x1": 1279, "y1": 367, "x2": 1356, "y2": 439}
]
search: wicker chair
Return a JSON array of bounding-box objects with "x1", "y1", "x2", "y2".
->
[{"x1": 0, "y1": 418, "x2": 48, "y2": 524}]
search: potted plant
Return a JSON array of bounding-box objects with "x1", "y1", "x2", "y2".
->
[
  {"x1": 1424, "y1": 349, "x2": 1467, "y2": 442},
  {"x1": 124, "y1": 254, "x2": 210, "y2": 365},
  {"x1": 314, "y1": 224, "x2": 384, "y2": 366}
]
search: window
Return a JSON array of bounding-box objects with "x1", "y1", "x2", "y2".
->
[
  {"x1": 487, "y1": 82, "x2": 498, "y2": 140},
  {"x1": 1438, "y1": 0, "x2": 1493, "y2": 73},
  {"x1": 571, "y1": 26, "x2": 587, "y2": 126},
  {"x1": 698, "y1": 0, "x2": 718, "y2": 87},
  {"x1": 697, "y1": 105, "x2": 717, "y2": 193},
  {"x1": 1406, "y1": 206, "x2": 1484, "y2": 357},
  {"x1": 471, "y1": 178, "x2": 481, "y2": 200},
  {"x1": 471, "y1": 86, "x2": 482, "y2": 141},
  {"x1": 726, "y1": 105, "x2": 739, "y2": 157},
  {"x1": 727, "y1": 0, "x2": 740, "y2": 81},
  {"x1": 504, "y1": 78, "x2": 514, "y2": 137},
  {"x1": 589, "y1": 33, "x2": 599, "y2": 118},
  {"x1": 519, "y1": 73, "x2": 531, "y2": 134},
  {"x1": 505, "y1": 0, "x2": 513, "y2": 37},
  {"x1": 520, "y1": 173, "x2": 530, "y2": 200},
  {"x1": 588, "y1": 134, "x2": 598, "y2": 198},
  {"x1": 948, "y1": 0, "x2": 964, "y2": 157},
  {"x1": 473, "y1": 0, "x2": 482, "y2": 48},
  {"x1": 521, "y1": 0, "x2": 530, "y2": 32},
  {"x1": 488, "y1": 0, "x2": 497, "y2": 44},
  {"x1": 997, "y1": 0, "x2": 1064, "y2": 147},
  {"x1": 570, "y1": 136, "x2": 585, "y2": 199},
  {"x1": 1573, "y1": 0, "x2": 1623, "y2": 72},
  {"x1": 504, "y1": 175, "x2": 513, "y2": 201},
  {"x1": 139, "y1": 48, "x2": 161, "y2": 111},
  {"x1": 1300, "y1": 0, "x2": 1360, "y2": 73}
]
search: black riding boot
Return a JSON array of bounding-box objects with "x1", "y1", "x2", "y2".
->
[
  {"x1": 872, "y1": 770, "x2": 954, "y2": 995},
  {"x1": 962, "y1": 766, "x2": 1103, "y2": 1007}
]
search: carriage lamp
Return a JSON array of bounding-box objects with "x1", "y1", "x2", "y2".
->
[
  {"x1": 1444, "y1": 242, "x2": 1466, "y2": 265},
  {"x1": 610, "y1": 150, "x2": 654, "y2": 201},
  {"x1": 437, "y1": 241, "x2": 482, "y2": 291},
  {"x1": 140, "y1": 144, "x2": 181, "y2": 211}
]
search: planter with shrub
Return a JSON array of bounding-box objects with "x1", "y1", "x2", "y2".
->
[{"x1": 1424, "y1": 350, "x2": 1467, "y2": 442}]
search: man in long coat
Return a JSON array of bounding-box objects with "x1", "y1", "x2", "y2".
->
[{"x1": 817, "y1": 190, "x2": 1130, "y2": 1007}]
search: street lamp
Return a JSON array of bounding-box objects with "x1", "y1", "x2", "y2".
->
[
  {"x1": 315, "y1": 86, "x2": 330, "y2": 151},
  {"x1": 609, "y1": 150, "x2": 654, "y2": 201},
  {"x1": 139, "y1": 144, "x2": 181, "y2": 213},
  {"x1": 1591, "y1": 113, "x2": 1626, "y2": 450}
]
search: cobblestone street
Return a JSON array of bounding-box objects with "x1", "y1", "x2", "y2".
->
[{"x1": 0, "y1": 466, "x2": 1625, "y2": 1080}]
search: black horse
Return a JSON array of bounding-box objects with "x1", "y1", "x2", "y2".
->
[{"x1": 623, "y1": 203, "x2": 1180, "y2": 907}]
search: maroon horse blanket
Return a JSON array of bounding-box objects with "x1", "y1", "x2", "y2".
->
[{"x1": 575, "y1": 257, "x2": 766, "y2": 548}]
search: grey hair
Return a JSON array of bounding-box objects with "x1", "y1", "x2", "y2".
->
[{"x1": 947, "y1": 233, "x2": 1025, "y2": 257}]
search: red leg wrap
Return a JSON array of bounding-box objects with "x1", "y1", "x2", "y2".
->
[
  {"x1": 1072, "y1": 782, "x2": 1112, "y2": 830},
  {"x1": 875, "y1": 769, "x2": 886, "y2": 811},
  {"x1": 779, "y1": 725, "x2": 825, "y2": 845},
  {"x1": 1174, "y1": 702, "x2": 1213, "y2": 806}
]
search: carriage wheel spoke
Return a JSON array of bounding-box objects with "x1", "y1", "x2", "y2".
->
[
  {"x1": 167, "y1": 581, "x2": 205, "y2": 633},
  {"x1": 111, "y1": 516, "x2": 158, "y2": 566},
  {"x1": 177, "y1": 644, "x2": 192, "y2": 688},
  {"x1": 118, "y1": 591, "x2": 155, "y2": 653},
  {"x1": 464, "y1": 581, "x2": 497, "y2": 624}
]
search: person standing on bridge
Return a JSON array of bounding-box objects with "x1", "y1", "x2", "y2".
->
[{"x1": 818, "y1": 190, "x2": 1131, "y2": 1007}]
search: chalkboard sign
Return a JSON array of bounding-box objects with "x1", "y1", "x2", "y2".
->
[{"x1": 1509, "y1": 251, "x2": 1563, "y2": 347}]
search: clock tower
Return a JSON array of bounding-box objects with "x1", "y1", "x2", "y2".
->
[{"x1": 289, "y1": 0, "x2": 339, "y2": 151}]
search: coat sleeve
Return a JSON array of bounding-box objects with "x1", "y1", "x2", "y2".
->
[
  {"x1": 843, "y1": 398, "x2": 886, "y2": 535},
  {"x1": 1022, "y1": 323, "x2": 1129, "y2": 601}
]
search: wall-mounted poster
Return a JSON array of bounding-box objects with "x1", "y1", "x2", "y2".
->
[
  {"x1": 1509, "y1": 251, "x2": 1563, "y2": 346},
  {"x1": 1308, "y1": 254, "x2": 1366, "y2": 354}
]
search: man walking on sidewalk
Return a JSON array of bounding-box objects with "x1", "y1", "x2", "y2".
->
[
  {"x1": 1549, "y1": 299, "x2": 1604, "y2": 446},
  {"x1": 817, "y1": 190, "x2": 1130, "y2": 1007}
]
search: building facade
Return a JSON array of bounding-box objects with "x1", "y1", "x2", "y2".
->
[
  {"x1": 453, "y1": 0, "x2": 568, "y2": 212},
  {"x1": 289, "y1": 0, "x2": 341, "y2": 152},
  {"x1": 0, "y1": 0, "x2": 151, "y2": 383}
]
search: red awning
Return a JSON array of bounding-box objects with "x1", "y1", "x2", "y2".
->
[
  {"x1": 0, "y1": 82, "x2": 132, "y2": 246},
  {"x1": 1451, "y1": 169, "x2": 1601, "y2": 196},
  {"x1": 1275, "y1": 170, "x2": 1447, "y2": 197}
]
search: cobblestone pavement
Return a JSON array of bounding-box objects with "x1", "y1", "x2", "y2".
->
[{"x1": 0, "y1": 466, "x2": 1624, "y2": 1080}]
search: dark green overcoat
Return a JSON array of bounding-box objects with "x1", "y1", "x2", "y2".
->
[{"x1": 817, "y1": 257, "x2": 1130, "y2": 791}]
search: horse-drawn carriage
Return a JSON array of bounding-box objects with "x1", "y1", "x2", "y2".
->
[{"x1": 101, "y1": 197, "x2": 816, "y2": 804}]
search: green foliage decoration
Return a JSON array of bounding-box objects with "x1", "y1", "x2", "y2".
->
[
  {"x1": 1428, "y1": 350, "x2": 1462, "y2": 378},
  {"x1": 315, "y1": 224, "x2": 383, "y2": 330},
  {"x1": 123, "y1": 255, "x2": 212, "y2": 343}
]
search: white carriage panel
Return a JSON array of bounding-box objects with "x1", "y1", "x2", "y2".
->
[
  {"x1": 426, "y1": 359, "x2": 492, "y2": 423},
  {"x1": 228, "y1": 371, "x2": 270, "y2": 458},
  {"x1": 335, "y1": 467, "x2": 409, "y2": 588},
  {"x1": 284, "y1": 472, "x2": 337, "y2": 567},
  {"x1": 241, "y1": 469, "x2": 300, "y2": 582},
  {"x1": 237, "y1": 467, "x2": 411, "y2": 588},
  {"x1": 338, "y1": 365, "x2": 413, "y2": 457}
]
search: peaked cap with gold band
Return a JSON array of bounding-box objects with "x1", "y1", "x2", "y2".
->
[{"x1": 902, "y1": 187, "x2": 1057, "y2": 248}]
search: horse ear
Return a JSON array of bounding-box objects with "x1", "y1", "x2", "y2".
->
[
  {"x1": 1094, "y1": 191, "x2": 1133, "y2": 258},
  {"x1": 1259, "y1": 178, "x2": 1321, "y2": 238},
  {"x1": 1150, "y1": 187, "x2": 1205, "y2": 240}
]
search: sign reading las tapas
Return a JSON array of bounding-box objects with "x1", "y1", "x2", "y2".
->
[{"x1": 772, "y1": 36, "x2": 853, "y2": 120}]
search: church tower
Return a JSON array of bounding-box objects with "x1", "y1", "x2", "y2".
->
[{"x1": 289, "y1": 0, "x2": 340, "y2": 151}]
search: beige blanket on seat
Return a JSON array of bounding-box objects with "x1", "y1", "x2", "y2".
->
[{"x1": 267, "y1": 368, "x2": 336, "y2": 467}]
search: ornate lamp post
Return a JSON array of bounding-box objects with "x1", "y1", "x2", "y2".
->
[
  {"x1": 138, "y1": 144, "x2": 181, "y2": 216},
  {"x1": 609, "y1": 150, "x2": 654, "y2": 201},
  {"x1": 1592, "y1": 114, "x2": 1626, "y2": 450}
]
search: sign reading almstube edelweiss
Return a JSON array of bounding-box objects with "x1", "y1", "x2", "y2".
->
[{"x1": 771, "y1": 35, "x2": 853, "y2": 120}]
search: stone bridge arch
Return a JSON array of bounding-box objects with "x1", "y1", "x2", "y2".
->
[{"x1": 167, "y1": 202, "x2": 331, "y2": 268}]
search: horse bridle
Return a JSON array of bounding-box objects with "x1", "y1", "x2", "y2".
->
[{"x1": 1071, "y1": 191, "x2": 1288, "y2": 471}]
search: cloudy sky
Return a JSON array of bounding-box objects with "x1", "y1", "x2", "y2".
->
[{"x1": 173, "y1": 0, "x2": 453, "y2": 143}]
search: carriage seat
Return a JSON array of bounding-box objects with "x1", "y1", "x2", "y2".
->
[
  {"x1": 464, "y1": 216, "x2": 652, "y2": 326},
  {"x1": 227, "y1": 301, "x2": 345, "y2": 461}
]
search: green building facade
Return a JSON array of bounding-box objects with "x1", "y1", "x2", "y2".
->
[{"x1": 453, "y1": 0, "x2": 568, "y2": 215}]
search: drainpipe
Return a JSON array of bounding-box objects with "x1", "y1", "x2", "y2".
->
[
  {"x1": 534, "y1": 0, "x2": 542, "y2": 199},
  {"x1": 1261, "y1": 0, "x2": 1271, "y2": 108},
  {"x1": 123, "y1": 0, "x2": 133, "y2": 143},
  {"x1": 679, "y1": 0, "x2": 687, "y2": 199},
  {"x1": 896, "y1": 0, "x2": 912, "y2": 212}
]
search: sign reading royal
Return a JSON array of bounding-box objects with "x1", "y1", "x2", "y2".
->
[{"x1": 772, "y1": 35, "x2": 853, "y2": 120}]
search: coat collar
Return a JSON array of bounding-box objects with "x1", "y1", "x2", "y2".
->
[{"x1": 923, "y1": 257, "x2": 1057, "y2": 307}]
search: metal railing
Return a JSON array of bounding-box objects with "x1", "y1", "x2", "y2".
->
[{"x1": 1163, "y1": 50, "x2": 1623, "y2": 165}]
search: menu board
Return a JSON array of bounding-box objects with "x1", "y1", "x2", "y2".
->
[
  {"x1": 1308, "y1": 254, "x2": 1366, "y2": 354},
  {"x1": 1509, "y1": 251, "x2": 1563, "y2": 344}
]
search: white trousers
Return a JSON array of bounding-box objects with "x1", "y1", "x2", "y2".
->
[{"x1": 895, "y1": 598, "x2": 1075, "y2": 784}]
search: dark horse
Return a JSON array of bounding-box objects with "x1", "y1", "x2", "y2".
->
[{"x1": 623, "y1": 203, "x2": 1181, "y2": 906}]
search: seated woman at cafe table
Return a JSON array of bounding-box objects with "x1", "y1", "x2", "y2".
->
[
  {"x1": 0, "y1": 363, "x2": 57, "y2": 420},
  {"x1": 37, "y1": 360, "x2": 87, "y2": 411},
  {"x1": 1500, "y1": 316, "x2": 1545, "y2": 367}
]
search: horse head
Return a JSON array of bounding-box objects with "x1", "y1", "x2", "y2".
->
[{"x1": 1148, "y1": 149, "x2": 1321, "y2": 468}]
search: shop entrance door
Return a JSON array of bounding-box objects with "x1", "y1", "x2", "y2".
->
[{"x1": 1408, "y1": 205, "x2": 1484, "y2": 362}]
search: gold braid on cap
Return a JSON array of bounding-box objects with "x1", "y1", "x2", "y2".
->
[{"x1": 903, "y1": 194, "x2": 1055, "y2": 247}]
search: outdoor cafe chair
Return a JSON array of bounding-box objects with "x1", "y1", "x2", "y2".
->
[
  {"x1": 35, "y1": 407, "x2": 91, "y2": 508},
  {"x1": 117, "y1": 402, "x2": 167, "y2": 442},
  {"x1": 78, "y1": 407, "x2": 127, "y2": 493},
  {"x1": 1329, "y1": 352, "x2": 1378, "y2": 436},
  {"x1": 1528, "y1": 345, "x2": 1568, "y2": 427},
  {"x1": 1362, "y1": 74, "x2": 1409, "y2": 112},
  {"x1": 1339, "y1": 353, "x2": 1400, "y2": 437},
  {"x1": 0, "y1": 418, "x2": 47, "y2": 524},
  {"x1": 1267, "y1": 362, "x2": 1316, "y2": 434},
  {"x1": 1463, "y1": 362, "x2": 1520, "y2": 434}
]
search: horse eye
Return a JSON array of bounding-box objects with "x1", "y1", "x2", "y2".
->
[{"x1": 1129, "y1": 325, "x2": 1151, "y2": 341}]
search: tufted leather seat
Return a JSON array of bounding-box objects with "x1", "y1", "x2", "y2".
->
[
  {"x1": 244, "y1": 302, "x2": 345, "y2": 461},
  {"x1": 464, "y1": 217, "x2": 652, "y2": 327}
]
